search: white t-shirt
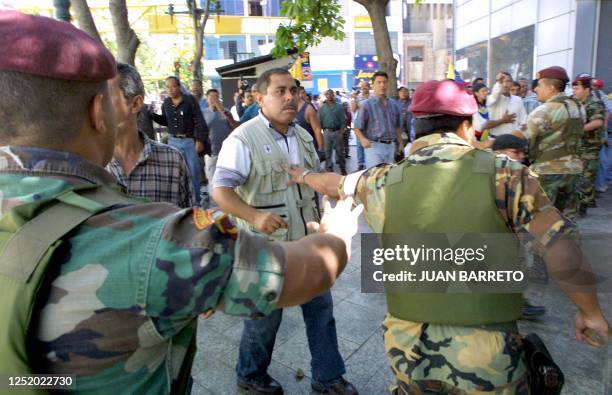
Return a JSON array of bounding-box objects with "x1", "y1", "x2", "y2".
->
[{"x1": 486, "y1": 82, "x2": 527, "y2": 136}]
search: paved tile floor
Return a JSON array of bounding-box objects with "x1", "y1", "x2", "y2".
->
[{"x1": 193, "y1": 143, "x2": 611, "y2": 394}]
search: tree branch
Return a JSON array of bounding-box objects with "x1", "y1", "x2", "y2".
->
[
  {"x1": 70, "y1": 0, "x2": 102, "y2": 43},
  {"x1": 109, "y1": 0, "x2": 140, "y2": 66}
]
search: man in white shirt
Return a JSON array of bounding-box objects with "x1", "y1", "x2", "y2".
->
[{"x1": 485, "y1": 72, "x2": 527, "y2": 137}]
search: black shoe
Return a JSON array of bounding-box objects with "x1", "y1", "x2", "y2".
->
[
  {"x1": 521, "y1": 299, "x2": 546, "y2": 320},
  {"x1": 358, "y1": 165, "x2": 365, "y2": 170},
  {"x1": 312, "y1": 378, "x2": 358, "y2": 394},
  {"x1": 345, "y1": 154, "x2": 351, "y2": 158},
  {"x1": 237, "y1": 375, "x2": 283, "y2": 394},
  {"x1": 340, "y1": 169, "x2": 347, "y2": 175}
]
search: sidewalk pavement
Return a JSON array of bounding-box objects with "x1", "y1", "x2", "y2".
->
[{"x1": 192, "y1": 144, "x2": 611, "y2": 394}]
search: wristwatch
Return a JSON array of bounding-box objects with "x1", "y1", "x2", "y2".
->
[{"x1": 301, "y1": 169, "x2": 313, "y2": 183}]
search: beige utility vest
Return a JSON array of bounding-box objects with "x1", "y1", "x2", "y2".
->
[{"x1": 233, "y1": 117, "x2": 320, "y2": 241}]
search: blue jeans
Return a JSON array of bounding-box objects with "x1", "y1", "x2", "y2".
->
[
  {"x1": 236, "y1": 290, "x2": 345, "y2": 387},
  {"x1": 364, "y1": 141, "x2": 396, "y2": 168},
  {"x1": 356, "y1": 138, "x2": 365, "y2": 167},
  {"x1": 168, "y1": 136, "x2": 201, "y2": 205}
]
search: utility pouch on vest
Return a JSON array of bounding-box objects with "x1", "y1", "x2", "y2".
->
[
  {"x1": 0, "y1": 185, "x2": 134, "y2": 394},
  {"x1": 530, "y1": 97, "x2": 584, "y2": 163}
]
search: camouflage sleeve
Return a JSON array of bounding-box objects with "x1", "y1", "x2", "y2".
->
[
  {"x1": 524, "y1": 104, "x2": 550, "y2": 140},
  {"x1": 145, "y1": 208, "x2": 285, "y2": 329},
  {"x1": 338, "y1": 164, "x2": 393, "y2": 233},
  {"x1": 588, "y1": 100, "x2": 606, "y2": 122},
  {"x1": 494, "y1": 156, "x2": 574, "y2": 254}
]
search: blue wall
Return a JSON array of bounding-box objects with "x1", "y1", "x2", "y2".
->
[{"x1": 311, "y1": 70, "x2": 353, "y2": 95}]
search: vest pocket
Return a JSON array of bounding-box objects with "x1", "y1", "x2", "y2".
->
[
  {"x1": 270, "y1": 161, "x2": 289, "y2": 192},
  {"x1": 253, "y1": 161, "x2": 273, "y2": 193}
]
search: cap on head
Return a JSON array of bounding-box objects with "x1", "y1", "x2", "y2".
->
[
  {"x1": 536, "y1": 66, "x2": 569, "y2": 82},
  {"x1": 592, "y1": 79, "x2": 604, "y2": 90},
  {"x1": 0, "y1": 10, "x2": 116, "y2": 82},
  {"x1": 409, "y1": 80, "x2": 478, "y2": 117},
  {"x1": 492, "y1": 134, "x2": 527, "y2": 152}
]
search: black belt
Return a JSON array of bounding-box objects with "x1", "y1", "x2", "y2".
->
[
  {"x1": 374, "y1": 138, "x2": 395, "y2": 144},
  {"x1": 323, "y1": 128, "x2": 341, "y2": 132},
  {"x1": 171, "y1": 134, "x2": 193, "y2": 139}
]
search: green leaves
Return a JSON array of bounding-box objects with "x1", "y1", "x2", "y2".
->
[{"x1": 272, "y1": 0, "x2": 346, "y2": 58}]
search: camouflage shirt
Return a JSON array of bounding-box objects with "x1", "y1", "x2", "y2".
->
[
  {"x1": 0, "y1": 146, "x2": 286, "y2": 394},
  {"x1": 524, "y1": 93, "x2": 585, "y2": 174},
  {"x1": 578, "y1": 95, "x2": 607, "y2": 156},
  {"x1": 338, "y1": 133, "x2": 573, "y2": 391}
]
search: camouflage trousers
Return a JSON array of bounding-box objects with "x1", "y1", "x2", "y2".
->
[
  {"x1": 383, "y1": 314, "x2": 529, "y2": 395},
  {"x1": 538, "y1": 173, "x2": 581, "y2": 221},
  {"x1": 579, "y1": 156, "x2": 600, "y2": 209}
]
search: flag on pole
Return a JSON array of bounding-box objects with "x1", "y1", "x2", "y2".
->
[{"x1": 446, "y1": 62, "x2": 465, "y2": 84}]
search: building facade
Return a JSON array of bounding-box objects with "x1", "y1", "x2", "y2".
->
[
  {"x1": 402, "y1": 1, "x2": 453, "y2": 88},
  {"x1": 453, "y1": 0, "x2": 610, "y2": 91}
]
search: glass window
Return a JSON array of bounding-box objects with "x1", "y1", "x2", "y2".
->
[
  {"x1": 216, "y1": 0, "x2": 244, "y2": 16},
  {"x1": 408, "y1": 47, "x2": 424, "y2": 61},
  {"x1": 204, "y1": 35, "x2": 247, "y2": 60},
  {"x1": 355, "y1": 32, "x2": 398, "y2": 55},
  {"x1": 250, "y1": 35, "x2": 274, "y2": 56},
  {"x1": 490, "y1": 25, "x2": 535, "y2": 81},
  {"x1": 455, "y1": 40, "x2": 488, "y2": 83},
  {"x1": 248, "y1": 0, "x2": 286, "y2": 16},
  {"x1": 248, "y1": 0, "x2": 263, "y2": 16}
]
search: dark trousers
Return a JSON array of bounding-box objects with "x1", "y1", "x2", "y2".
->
[
  {"x1": 236, "y1": 290, "x2": 345, "y2": 387},
  {"x1": 323, "y1": 129, "x2": 346, "y2": 172}
]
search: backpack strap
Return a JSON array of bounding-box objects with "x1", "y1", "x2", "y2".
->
[{"x1": 0, "y1": 186, "x2": 134, "y2": 283}]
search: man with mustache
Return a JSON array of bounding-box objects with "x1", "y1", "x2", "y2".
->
[{"x1": 212, "y1": 68, "x2": 357, "y2": 394}]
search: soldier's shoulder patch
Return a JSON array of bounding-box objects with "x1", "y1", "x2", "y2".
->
[{"x1": 193, "y1": 208, "x2": 238, "y2": 239}]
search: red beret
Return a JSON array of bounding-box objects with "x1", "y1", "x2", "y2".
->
[
  {"x1": 572, "y1": 76, "x2": 592, "y2": 88},
  {"x1": 536, "y1": 66, "x2": 569, "y2": 82},
  {"x1": 0, "y1": 11, "x2": 116, "y2": 82},
  {"x1": 592, "y1": 79, "x2": 604, "y2": 89},
  {"x1": 409, "y1": 80, "x2": 478, "y2": 117}
]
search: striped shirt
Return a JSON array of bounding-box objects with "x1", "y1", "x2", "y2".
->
[{"x1": 106, "y1": 132, "x2": 194, "y2": 208}]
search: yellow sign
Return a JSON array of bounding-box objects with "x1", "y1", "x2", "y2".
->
[
  {"x1": 148, "y1": 15, "x2": 177, "y2": 34},
  {"x1": 215, "y1": 16, "x2": 243, "y2": 35},
  {"x1": 317, "y1": 78, "x2": 328, "y2": 91},
  {"x1": 354, "y1": 16, "x2": 372, "y2": 28}
]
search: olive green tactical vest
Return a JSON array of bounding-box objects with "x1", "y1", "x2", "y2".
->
[
  {"x1": 233, "y1": 117, "x2": 320, "y2": 241},
  {"x1": 0, "y1": 185, "x2": 138, "y2": 395},
  {"x1": 383, "y1": 148, "x2": 523, "y2": 326},
  {"x1": 530, "y1": 95, "x2": 584, "y2": 164}
]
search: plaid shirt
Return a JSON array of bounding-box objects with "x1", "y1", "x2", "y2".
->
[
  {"x1": 106, "y1": 133, "x2": 194, "y2": 208},
  {"x1": 353, "y1": 95, "x2": 401, "y2": 140}
]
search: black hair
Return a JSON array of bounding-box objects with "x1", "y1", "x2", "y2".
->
[
  {"x1": 206, "y1": 88, "x2": 219, "y2": 96},
  {"x1": 255, "y1": 68, "x2": 292, "y2": 94},
  {"x1": 414, "y1": 115, "x2": 473, "y2": 138},
  {"x1": 372, "y1": 70, "x2": 389, "y2": 82},
  {"x1": 165, "y1": 76, "x2": 181, "y2": 85}
]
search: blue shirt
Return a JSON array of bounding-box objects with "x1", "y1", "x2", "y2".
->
[
  {"x1": 240, "y1": 103, "x2": 260, "y2": 123},
  {"x1": 353, "y1": 96, "x2": 400, "y2": 140}
]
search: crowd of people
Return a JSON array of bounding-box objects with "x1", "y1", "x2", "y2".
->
[{"x1": 1, "y1": 10, "x2": 611, "y2": 395}]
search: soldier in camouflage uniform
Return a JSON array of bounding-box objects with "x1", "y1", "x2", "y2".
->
[
  {"x1": 519, "y1": 66, "x2": 586, "y2": 221},
  {"x1": 286, "y1": 80, "x2": 610, "y2": 394},
  {"x1": 571, "y1": 75, "x2": 606, "y2": 213},
  {"x1": 0, "y1": 12, "x2": 361, "y2": 394}
]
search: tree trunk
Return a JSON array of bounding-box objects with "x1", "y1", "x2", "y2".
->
[
  {"x1": 70, "y1": 0, "x2": 102, "y2": 43},
  {"x1": 109, "y1": 0, "x2": 140, "y2": 66},
  {"x1": 192, "y1": 0, "x2": 212, "y2": 81},
  {"x1": 355, "y1": 0, "x2": 398, "y2": 97}
]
